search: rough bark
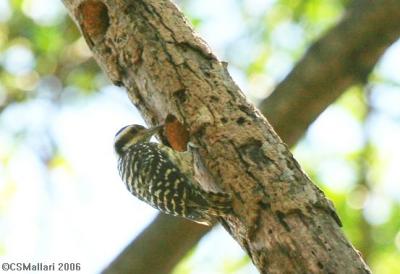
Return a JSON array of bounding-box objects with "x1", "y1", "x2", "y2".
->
[
  {"x1": 62, "y1": 0, "x2": 374, "y2": 273},
  {"x1": 100, "y1": 0, "x2": 400, "y2": 273}
]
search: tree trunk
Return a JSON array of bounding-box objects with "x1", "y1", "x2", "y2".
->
[
  {"x1": 62, "y1": 0, "x2": 373, "y2": 272},
  {"x1": 100, "y1": 0, "x2": 400, "y2": 273}
]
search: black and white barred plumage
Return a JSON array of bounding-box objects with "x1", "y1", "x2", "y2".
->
[{"x1": 114, "y1": 124, "x2": 231, "y2": 225}]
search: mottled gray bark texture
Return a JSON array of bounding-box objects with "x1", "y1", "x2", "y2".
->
[{"x1": 60, "y1": 0, "x2": 384, "y2": 273}]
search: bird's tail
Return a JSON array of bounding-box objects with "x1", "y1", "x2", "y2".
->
[
  {"x1": 204, "y1": 190, "x2": 232, "y2": 217},
  {"x1": 187, "y1": 188, "x2": 232, "y2": 225}
]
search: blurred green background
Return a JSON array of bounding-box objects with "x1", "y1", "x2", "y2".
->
[{"x1": 0, "y1": 0, "x2": 399, "y2": 273}]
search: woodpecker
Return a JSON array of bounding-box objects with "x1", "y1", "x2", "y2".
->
[{"x1": 114, "y1": 124, "x2": 231, "y2": 225}]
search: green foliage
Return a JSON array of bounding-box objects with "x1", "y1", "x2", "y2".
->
[{"x1": 0, "y1": 0, "x2": 101, "y2": 108}]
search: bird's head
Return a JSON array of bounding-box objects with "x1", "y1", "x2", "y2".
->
[{"x1": 114, "y1": 124, "x2": 163, "y2": 155}]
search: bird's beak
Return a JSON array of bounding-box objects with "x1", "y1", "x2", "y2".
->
[{"x1": 144, "y1": 124, "x2": 164, "y2": 137}]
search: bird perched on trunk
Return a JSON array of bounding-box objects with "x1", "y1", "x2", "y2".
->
[{"x1": 114, "y1": 124, "x2": 231, "y2": 225}]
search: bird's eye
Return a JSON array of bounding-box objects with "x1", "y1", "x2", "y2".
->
[{"x1": 130, "y1": 125, "x2": 146, "y2": 135}]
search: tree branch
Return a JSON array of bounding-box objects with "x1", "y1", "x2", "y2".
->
[
  {"x1": 261, "y1": 0, "x2": 400, "y2": 145},
  {"x1": 60, "y1": 0, "x2": 396, "y2": 272},
  {"x1": 102, "y1": 214, "x2": 208, "y2": 274},
  {"x1": 99, "y1": 0, "x2": 400, "y2": 273}
]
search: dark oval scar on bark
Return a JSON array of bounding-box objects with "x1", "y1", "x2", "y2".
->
[
  {"x1": 209, "y1": 95, "x2": 219, "y2": 102},
  {"x1": 311, "y1": 250, "x2": 316, "y2": 255},
  {"x1": 275, "y1": 210, "x2": 291, "y2": 232},
  {"x1": 173, "y1": 89, "x2": 187, "y2": 103},
  {"x1": 236, "y1": 117, "x2": 246, "y2": 125},
  {"x1": 259, "y1": 200, "x2": 270, "y2": 210},
  {"x1": 78, "y1": 1, "x2": 110, "y2": 45}
]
